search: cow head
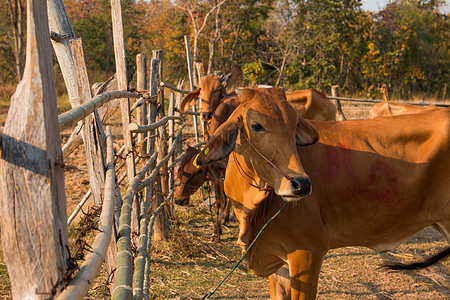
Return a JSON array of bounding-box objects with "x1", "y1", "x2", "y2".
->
[
  {"x1": 174, "y1": 147, "x2": 208, "y2": 206},
  {"x1": 194, "y1": 87, "x2": 318, "y2": 202},
  {"x1": 180, "y1": 74, "x2": 231, "y2": 120}
]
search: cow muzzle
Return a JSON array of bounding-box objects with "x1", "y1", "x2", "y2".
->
[
  {"x1": 291, "y1": 177, "x2": 311, "y2": 197},
  {"x1": 174, "y1": 196, "x2": 190, "y2": 206},
  {"x1": 279, "y1": 176, "x2": 312, "y2": 202}
]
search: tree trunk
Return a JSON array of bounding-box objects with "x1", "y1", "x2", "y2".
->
[
  {"x1": 8, "y1": 0, "x2": 25, "y2": 80},
  {"x1": 0, "y1": 0, "x2": 69, "y2": 297}
]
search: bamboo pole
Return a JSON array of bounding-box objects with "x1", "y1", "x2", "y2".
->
[
  {"x1": 142, "y1": 191, "x2": 174, "y2": 300},
  {"x1": 59, "y1": 90, "x2": 140, "y2": 131},
  {"x1": 56, "y1": 126, "x2": 115, "y2": 300},
  {"x1": 67, "y1": 190, "x2": 92, "y2": 226},
  {"x1": 112, "y1": 152, "x2": 158, "y2": 300}
]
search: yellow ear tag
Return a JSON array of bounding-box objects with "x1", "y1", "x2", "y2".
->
[
  {"x1": 193, "y1": 148, "x2": 209, "y2": 169},
  {"x1": 192, "y1": 153, "x2": 201, "y2": 169}
]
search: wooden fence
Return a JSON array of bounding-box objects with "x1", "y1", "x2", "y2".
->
[{"x1": 0, "y1": 0, "x2": 199, "y2": 299}]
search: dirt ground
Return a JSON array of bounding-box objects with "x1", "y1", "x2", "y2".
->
[{"x1": 0, "y1": 99, "x2": 449, "y2": 299}]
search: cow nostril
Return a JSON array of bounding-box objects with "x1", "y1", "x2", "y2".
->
[
  {"x1": 201, "y1": 112, "x2": 213, "y2": 120},
  {"x1": 175, "y1": 197, "x2": 189, "y2": 206},
  {"x1": 291, "y1": 177, "x2": 311, "y2": 196}
]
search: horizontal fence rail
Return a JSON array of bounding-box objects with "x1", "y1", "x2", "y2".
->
[
  {"x1": 59, "y1": 90, "x2": 141, "y2": 131},
  {"x1": 160, "y1": 81, "x2": 190, "y2": 94},
  {"x1": 329, "y1": 96, "x2": 450, "y2": 107}
]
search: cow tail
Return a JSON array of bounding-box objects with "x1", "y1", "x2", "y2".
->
[{"x1": 382, "y1": 246, "x2": 450, "y2": 271}]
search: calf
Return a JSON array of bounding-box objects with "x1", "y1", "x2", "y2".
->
[{"x1": 369, "y1": 101, "x2": 437, "y2": 118}]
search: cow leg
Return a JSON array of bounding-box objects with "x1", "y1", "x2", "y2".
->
[
  {"x1": 222, "y1": 197, "x2": 232, "y2": 225},
  {"x1": 269, "y1": 265, "x2": 291, "y2": 300},
  {"x1": 213, "y1": 180, "x2": 223, "y2": 240},
  {"x1": 216, "y1": 179, "x2": 231, "y2": 225},
  {"x1": 433, "y1": 221, "x2": 450, "y2": 242},
  {"x1": 287, "y1": 250, "x2": 325, "y2": 300}
]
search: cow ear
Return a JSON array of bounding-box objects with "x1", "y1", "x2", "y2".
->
[
  {"x1": 196, "y1": 106, "x2": 243, "y2": 165},
  {"x1": 221, "y1": 73, "x2": 232, "y2": 88},
  {"x1": 180, "y1": 88, "x2": 201, "y2": 113},
  {"x1": 296, "y1": 118, "x2": 319, "y2": 146}
]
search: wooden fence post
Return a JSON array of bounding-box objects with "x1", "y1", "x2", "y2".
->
[
  {"x1": 111, "y1": 0, "x2": 136, "y2": 184},
  {"x1": 0, "y1": 0, "x2": 69, "y2": 297},
  {"x1": 137, "y1": 53, "x2": 148, "y2": 153},
  {"x1": 70, "y1": 39, "x2": 106, "y2": 207},
  {"x1": 168, "y1": 92, "x2": 176, "y2": 192},
  {"x1": 47, "y1": 0, "x2": 79, "y2": 107},
  {"x1": 111, "y1": 0, "x2": 138, "y2": 239},
  {"x1": 152, "y1": 49, "x2": 170, "y2": 241},
  {"x1": 184, "y1": 35, "x2": 200, "y2": 144},
  {"x1": 332, "y1": 85, "x2": 346, "y2": 121}
]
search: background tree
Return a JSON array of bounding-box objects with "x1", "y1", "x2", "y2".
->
[
  {"x1": 0, "y1": 0, "x2": 448, "y2": 99},
  {"x1": 5, "y1": 0, "x2": 25, "y2": 81}
]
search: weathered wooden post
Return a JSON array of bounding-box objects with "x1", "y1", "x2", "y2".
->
[
  {"x1": 0, "y1": 0, "x2": 69, "y2": 297},
  {"x1": 111, "y1": 0, "x2": 136, "y2": 184},
  {"x1": 152, "y1": 49, "x2": 170, "y2": 241},
  {"x1": 332, "y1": 85, "x2": 346, "y2": 121},
  {"x1": 144, "y1": 58, "x2": 159, "y2": 240},
  {"x1": 184, "y1": 35, "x2": 200, "y2": 144},
  {"x1": 136, "y1": 53, "x2": 148, "y2": 153},
  {"x1": 47, "y1": 0, "x2": 78, "y2": 107},
  {"x1": 111, "y1": 0, "x2": 138, "y2": 241},
  {"x1": 70, "y1": 39, "x2": 106, "y2": 206},
  {"x1": 168, "y1": 92, "x2": 176, "y2": 191}
]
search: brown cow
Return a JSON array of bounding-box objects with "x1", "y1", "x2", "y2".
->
[
  {"x1": 195, "y1": 88, "x2": 449, "y2": 299},
  {"x1": 175, "y1": 96, "x2": 240, "y2": 239},
  {"x1": 175, "y1": 89, "x2": 333, "y2": 239},
  {"x1": 180, "y1": 74, "x2": 232, "y2": 120},
  {"x1": 369, "y1": 101, "x2": 437, "y2": 118},
  {"x1": 285, "y1": 88, "x2": 336, "y2": 121}
]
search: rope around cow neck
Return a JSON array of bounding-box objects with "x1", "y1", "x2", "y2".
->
[{"x1": 202, "y1": 201, "x2": 289, "y2": 299}]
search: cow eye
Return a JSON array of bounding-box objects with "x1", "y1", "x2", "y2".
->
[{"x1": 251, "y1": 123, "x2": 265, "y2": 132}]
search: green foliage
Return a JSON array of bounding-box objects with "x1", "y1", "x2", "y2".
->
[
  {"x1": 0, "y1": 0, "x2": 448, "y2": 99},
  {"x1": 242, "y1": 60, "x2": 266, "y2": 85}
]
